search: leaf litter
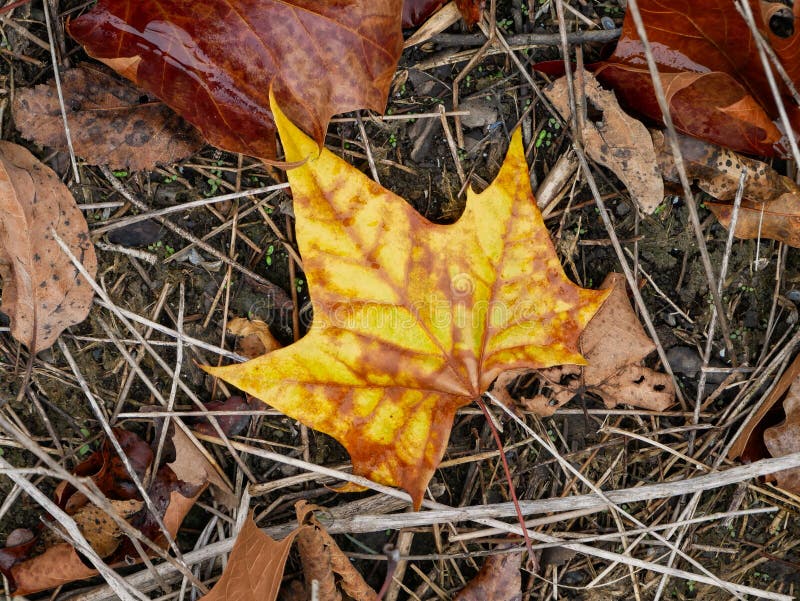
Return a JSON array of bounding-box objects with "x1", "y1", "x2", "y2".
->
[{"x1": 0, "y1": 3, "x2": 791, "y2": 594}]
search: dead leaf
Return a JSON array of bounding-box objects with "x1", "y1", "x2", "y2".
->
[
  {"x1": 205, "y1": 95, "x2": 609, "y2": 508},
  {"x1": 189, "y1": 395, "x2": 260, "y2": 439},
  {"x1": 0, "y1": 141, "x2": 97, "y2": 352},
  {"x1": 763, "y1": 379, "x2": 800, "y2": 494},
  {"x1": 654, "y1": 130, "x2": 800, "y2": 248},
  {"x1": 199, "y1": 513, "x2": 300, "y2": 601},
  {"x1": 8, "y1": 426, "x2": 230, "y2": 595},
  {"x1": 402, "y1": 0, "x2": 484, "y2": 28},
  {"x1": 228, "y1": 317, "x2": 282, "y2": 359},
  {"x1": 729, "y1": 353, "x2": 800, "y2": 495},
  {"x1": 594, "y1": 0, "x2": 800, "y2": 157},
  {"x1": 69, "y1": 0, "x2": 404, "y2": 160},
  {"x1": 544, "y1": 71, "x2": 664, "y2": 215},
  {"x1": 13, "y1": 64, "x2": 203, "y2": 171},
  {"x1": 40, "y1": 499, "x2": 143, "y2": 558},
  {"x1": 453, "y1": 549, "x2": 522, "y2": 601},
  {"x1": 295, "y1": 502, "x2": 378, "y2": 601},
  {"x1": 493, "y1": 273, "x2": 674, "y2": 415}
]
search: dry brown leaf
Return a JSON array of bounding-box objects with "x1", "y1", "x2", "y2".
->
[
  {"x1": 40, "y1": 500, "x2": 143, "y2": 558},
  {"x1": 653, "y1": 130, "x2": 800, "y2": 247},
  {"x1": 199, "y1": 513, "x2": 300, "y2": 601},
  {"x1": 729, "y1": 353, "x2": 800, "y2": 495},
  {"x1": 763, "y1": 379, "x2": 800, "y2": 493},
  {"x1": 0, "y1": 141, "x2": 97, "y2": 352},
  {"x1": 453, "y1": 549, "x2": 522, "y2": 601},
  {"x1": 544, "y1": 71, "x2": 664, "y2": 214},
  {"x1": 13, "y1": 64, "x2": 203, "y2": 171},
  {"x1": 493, "y1": 273, "x2": 675, "y2": 415},
  {"x1": 168, "y1": 425, "x2": 236, "y2": 508},
  {"x1": 295, "y1": 501, "x2": 378, "y2": 601},
  {"x1": 227, "y1": 317, "x2": 282, "y2": 359}
]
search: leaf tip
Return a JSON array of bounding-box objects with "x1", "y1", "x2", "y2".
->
[{"x1": 269, "y1": 89, "x2": 321, "y2": 166}]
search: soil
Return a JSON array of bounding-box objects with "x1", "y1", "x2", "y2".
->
[{"x1": 1, "y1": 1, "x2": 799, "y2": 600}]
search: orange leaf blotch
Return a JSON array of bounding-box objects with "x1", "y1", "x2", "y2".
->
[{"x1": 205, "y1": 99, "x2": 609, "y2": 508}]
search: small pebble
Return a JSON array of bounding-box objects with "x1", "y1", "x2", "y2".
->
[
  {"x1": 787, "y1": 289, "x2": 800, "y2": 303},
  {"x1": 666, "y1": 345, "x2": 703, "y2": 378},
  {"x1": 601, "y1": 16, "x2": 616, "y2": 30},
  {"x1": 107, "y1": 219, "x2": 163, "y2": 247}
]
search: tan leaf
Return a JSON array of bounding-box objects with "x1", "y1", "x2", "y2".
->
[
  {"x1": 200, "y1": 513, "x2": 300, "y2": 601},
  {"x1": 40, "y1": 499, "x2": 143, "y2": 558},
  {"x1": 653, "y1": 130, "x2": 800, "y2": 247},
  {"x1": 494, "y1": 273, "x2": 675, "y2": 415},
  {"x1": 227, "y1": 317, "x2": 282, "y2": 359},
  {"x1": 167, "y1": 425, "x2": 235, "y2": 508},
  {"x1": 454, "y1": 549, "x2": 522, "y2": 601},
  {"x1": 295, "y1": 502, "x2": 378, "y2": 601},
  {"x1": 545, "y1": 71, "x2": 664, "y2": 214},
  {"x1": 13, "y1": 64, "x2": 203, "y2": 171},
  {"x1": 0, "y1": 141, "x2": 97, "y2": 352}
]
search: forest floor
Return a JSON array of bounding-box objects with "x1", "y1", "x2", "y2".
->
[{"x1": 1, "y1": 1, "x2": 799, "y2": 600}]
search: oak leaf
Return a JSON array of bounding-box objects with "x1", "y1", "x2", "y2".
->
[
  {"x1": 0, "y1": 141, "x2": 97, "y2": 352},
  {"x1": 492, "y1": 273, "x2": 675, "y2": 415},
  {"x1": 69, "y1": 0, "x2": 404, "y2": 160},
  {"x1": 199, "y1": 513, "x2": 300, "y2": 601},
  {"x1": 595, "y1": 0, "x2": 800, "y2": 157},
  {"x1": 13, "y1": 64, "x2": 202, "y2": 171},
  {"x1": 544, "y1": 71, "x2": 664, "y2": 214},
  {"x1": 205, "y1": 96, "x2": 609, "y2": 508}
]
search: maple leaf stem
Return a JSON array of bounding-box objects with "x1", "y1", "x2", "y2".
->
[{"x1": 476, "y1": 395, "x2": 538, "y2": 572}]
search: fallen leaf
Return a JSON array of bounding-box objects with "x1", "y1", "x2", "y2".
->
[
  {"x1": 13, "y1": 64, "x2": 203, "y2": 171},
  {"x1": 453, "y1": 548, "x2": 522, "y2": 601},
  {"x1": 402, "y1": 0, "x2": 484, "y2": 28},
  {"x1": 544, "y1": 71, "x2": 664, "y2": 214},
  {"x1": 205, "y1": 96, "x2": 609, "y2": 507},
  {"x1": 199, "y1": 513, "x2": 300, "y2": 601},
  {"x1": 594, "y1": 0, "x2": 800, "y2": 156},
  {"x1": 295, "y1": 501, "x2": 378, "y2": 601},
  {"x1": 492, "y1": 273, "x2": 674, "y2": 415},
  {"x1": 763, "y1": 379, "x2": 800, "y2": 494},
  {"x1": 729, "y1": 353, "x2": 800, "y2": 489},
  {"x1": 69, "y1": 0, "x2": 404, "y2": 160},
  {"x1": 40, "y1": 499, "x2": 143, "y2": 558},
  {"x1": 8, "y1": 426, "x2": 230, "y2": 595},
  {"x1": 0, "y1": 141, "x2": 97, "y2": 352},
  {"x1": 228, "y1": 317, "x2": 282, "y2": 359},
  {"x1": 653, "y1": 130, "x2": 800, "y2": 248},
  {"x1": 189, "y1": 395, "x2": 260, "y2": 438}
]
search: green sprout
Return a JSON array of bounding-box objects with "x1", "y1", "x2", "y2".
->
[
  {"x1": 265, "y1": 244, "x2": 275, "y2": 267},
  {"x1": 113, "y1": 170, "x2": 128, "y2": 178},
  {"x1": 296, "y1": 278, "x2": 305, "y2": 293}
]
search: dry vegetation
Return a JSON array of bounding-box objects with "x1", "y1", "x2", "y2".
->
[{"x1": 1, "y1": 1, "x2": 799, "y2": 600}]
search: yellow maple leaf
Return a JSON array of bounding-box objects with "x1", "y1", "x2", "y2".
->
[{"x1": 205, "y1": 97, "x2": 609, "y2": 508}]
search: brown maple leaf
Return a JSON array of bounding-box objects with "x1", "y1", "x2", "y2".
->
[
  {"x1": 69, "y1": 0, "x2": 404, "y2": 159},
  {"x1": 205, "y1": 95, "x2": 609, "y2": 508}
]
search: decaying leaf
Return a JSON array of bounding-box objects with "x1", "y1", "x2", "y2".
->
[
  {"x1": 69, "y1": 0, "x2": 404, "y2": 160},
  {"x1": 729, "y1": 353, "x2": 800, "y2": 494},
  {"x1": 295, "y1": 502, "x2": 378, "y2": 601},
  {"x1": 453, "y1": 548, "x2": 522, "y2": 601},
  {"x1": 492, "y1": 273, "x2": 674, "y2": 415},
  {"x1": 40, "y1": 499, "x2": 143, "y2": 558},
  {"x1": 545, "y1": 71, "x2": 663, "y2": 214},
  {"x1": 0, "y1": 141, "x2": 97, "y2": 352},
  {"x1": 199, "y1": 513, "x2": 300, "y2": 601},
  {"x1": 13, "y1": 64, "x2": 203, "y2": 171},
  {"x1": 594, "y1": 0, "x2": 800, "y2": 157},
  {"x1": 188, "y1": 395, "x2": 259, "y2": 438},
  {"x1": 654, "y1": 131, "x2": 800, "y2": 248},
  {"x1": 402, "y1": 0, "x2": 485, "y2": 28},
  {"x1": 206, "y1": 96, "x2": 609, "y2": 507},
  {"x1": 228, "y1": 317, "x2": 282, "y2": 359},
  {"x1": 7, "y1": 426, "x2": 231, "y2": 595}
]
